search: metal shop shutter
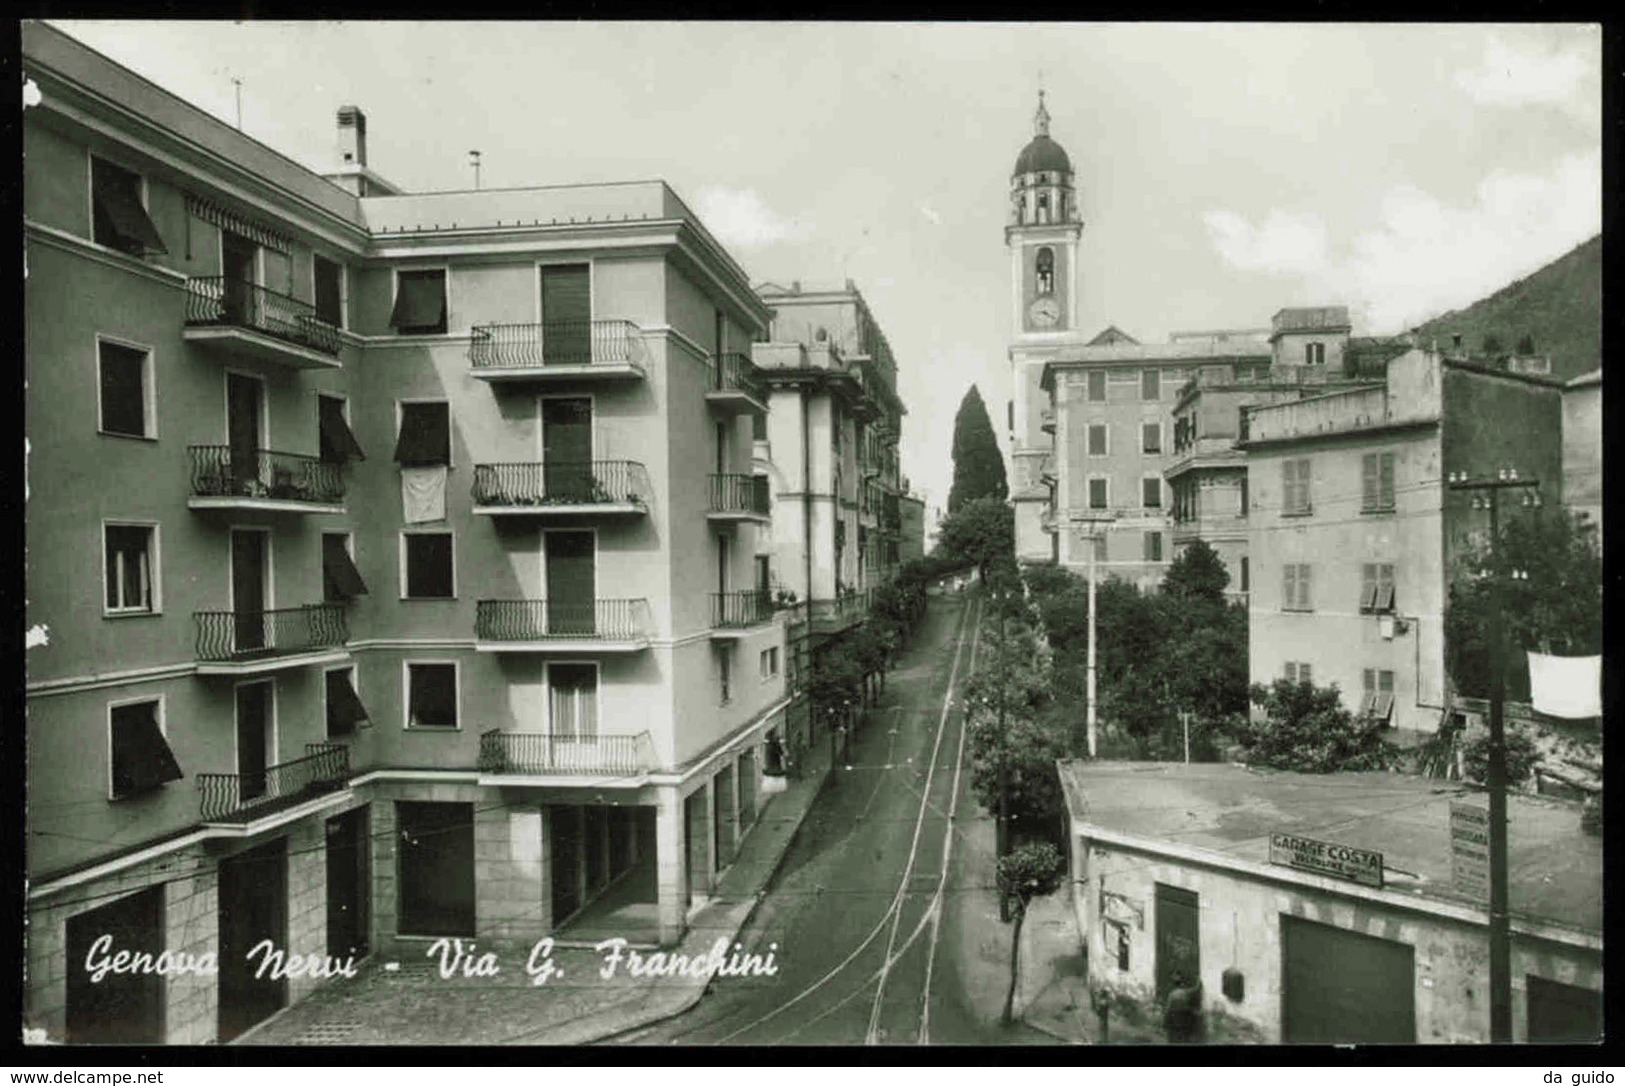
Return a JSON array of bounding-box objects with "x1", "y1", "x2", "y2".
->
[{"x1": 1281, "y1": 914, "x2": 1415, "y2": 1044}]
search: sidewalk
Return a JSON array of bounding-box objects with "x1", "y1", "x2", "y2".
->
[{"x1": 241, "y1": 742, "x2": 833, "y2": 1046}]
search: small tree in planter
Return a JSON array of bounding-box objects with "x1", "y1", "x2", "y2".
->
[{"x1": 996, "y1": 841, "x2": 1065, "y2": 1026}]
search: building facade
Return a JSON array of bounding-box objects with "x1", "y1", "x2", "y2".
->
[
  {"x1": 24, "y1": 22, "x2": 803, "y2": 1044},
  {"x1": 1060, "y1": 762, "x2": 1602, "y2": 1045},
  {"x1": 898, "y1": 490, "x2": 927, "y2": 565},
  {"x1": 1243, "y1": 347, "x2": 1564, "y2": 735},
  {"x1": 1562, "y1": 369, "x2": 1601, "y2": 545}
]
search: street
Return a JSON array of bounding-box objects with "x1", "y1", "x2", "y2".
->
[{"x1": 619, "y1": 592, "x2": 1058, "y2": 1046}]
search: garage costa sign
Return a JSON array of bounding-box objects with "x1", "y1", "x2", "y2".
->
[{"x1": 1268, "y1": 833, "x2": 1384, "y2": 888}]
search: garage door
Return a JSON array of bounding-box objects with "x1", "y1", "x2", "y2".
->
[
  {"x1": 1527, "y1": 975, "x2": 1602, "y2": 1043},
  {"x1": 66, "y1": 885, "x2": 166, "y2": 1044},
  {"x1": 1282, "y1": 915, "x2": 1415, "y2": 1043}
]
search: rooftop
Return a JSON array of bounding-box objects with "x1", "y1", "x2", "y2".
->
[
  {"x1": 1058, "y1": 761, "x2": 1601, "y2": 934},
  {"x1": 1271, "y1": 305, "x2": 1351, "y2": 339}
]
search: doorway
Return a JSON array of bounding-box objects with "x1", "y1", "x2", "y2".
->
[
  {"x1": 325, "y1": 807, "x2": 370, "y2": 963},
  {"x1": 234, "y1": 681, "x2": 273, "y2": 803},
  {"x1": 65, "y1": 886, "x2": 166, "y2": 1044},
  {"x1": 540, "y1": 264, "x2": 590, "y2": 366},
  {"x1": 217, "y1": 838, "x2": 288, "y2": 1042},
  {"x1": 1527, "y1": 974, "x2": 1602, "y2": 1043},
  {"x1": 226, "y1": 372, "x2": 264, "y2": 495},
  {"x1": 221, "y1": 231, "x2": 258, "y2": 327},
  {"x1": 542, "y1": 397, "x2": 593, "y2": 502},
  {"x1": 1281, "y1": 914, "x2": 1415, "y2": 1043},
  {"x1": 230, "y1": 527, "x2": 268, "y2": 655},
  {"x1": 396, "y1": 802, "x2": 475, "y2": 937},
  {"x1": 550, "y1": 806, "x2": 584, "y2": 924},
  {"x1": 1154, "y1": 883, "x2": 1200, "y2": 1002},
  {"x1": 545, "y1": 530, "x2": 595, "y2": 636}
]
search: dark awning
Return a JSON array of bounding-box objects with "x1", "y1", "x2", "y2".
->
[
  {"x1": 323, "y1": 535, "x2": 369, "y2": 599},
  {"x1": 326, "y1": 669, "x2": 371, "y2": 736},
  {"x1": 94, "y1": 169, "x2": 169, "y2": 255},
  {"x1": 393, "y1": 403, "x2": 450, "y2": 465},
  {"x1": 319, "y1": 398, "x2": 366, "y2": 463},
  {"x1": 389, "y1": 272, "x2": 446, "y2": 331},
  {"x1": 114, "y1": 702, "x2": 184, "y2": 795}
]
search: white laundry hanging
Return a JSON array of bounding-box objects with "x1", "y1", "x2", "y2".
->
[
  {"x1": 401, "y1": 465, "x2": 448, "y2": 524},
  {"x1": 1526, "y1": 651, "x2": 1602, "y2": 719}
]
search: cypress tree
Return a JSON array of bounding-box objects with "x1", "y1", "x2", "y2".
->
[{"x1": 948, "y1": 385, "x2": 1008, "y2": 513}]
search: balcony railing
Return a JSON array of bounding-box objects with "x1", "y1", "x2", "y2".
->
[
  {"x1": 185, "y1": 276, "x2": 341, "y2": 356},
  {"x1": 479, "y1": 729, "x2": 655, "y2": 777},
  {"x1": 472, "y1": 460, "x2": 649, "y2": 509},
  {"x1": 710, "y1": 352, "x2": 767, "y2": 402},
  {"x1": 475, "y1": 598, "x2": 652, "y2": 643},
  {"x1": 811, "y1": 591, "x2": 870, "y2": 627},
  {"x1": 468, "y1": 320, "x2": 643, "y2": 372},
  {"x1": 709, "y1": 474, "x2": 771, "y2": 516},
  {"x1": 195, "y1": 604, "x2": 348, "y2": 662},
  {"x1": 198, "y1": 742, "x2": 350, "y2": 823},
  {"x1": 188, "y1": 446, "x2": 345, "y2": 506},
  {"x1": 712, "y1": 589, "x2": 774, "y2": 629}
]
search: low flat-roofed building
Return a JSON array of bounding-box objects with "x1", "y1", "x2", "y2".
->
[{"x1": 1058, "y1": 760, "x2": 1602, "y2": 1044}]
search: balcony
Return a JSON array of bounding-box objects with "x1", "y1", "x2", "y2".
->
[
  {"x1": 707, "y1": 474, "x2": 771, "y2": 523},
  {"x1": 472, "y1": 460, "x2": 649, "y2": 517},
  {"x1": 1040, "y1": 407, "x2": 1056, "y2": 434},
  {"x1": 811, "y1": 590, "x2": 869, "y2": 634},
  {"x1": 1163, "y1": 436, "x2": 1246, "y2": 481},
  {"x1": 187, "y1": 446, "x2": 346, "y2": 514},
  {"x1": 711, "y1": 589, "x2": 775, "y2": 639},
  {"x1": 478, "y1": 729, "x2": 657, "y2": 783},
  {"x1": 707, "y1": 352, "x2": 769, "y2": 413},
  {"x1": 198, "y1": 743, "x2": 351, "y2": 830},
  {"x1": 184, "y1": 276, "x2": 342, "y2": 370},
  {"x1": 475, "y1": 598, "x2": 652, "y2": 653},
  {"x1": 194, "y1": 604, "x2": 350, "y2": 675},
  {"x1": 469, "y1": 320, "x2": 646, "y2": 382}
]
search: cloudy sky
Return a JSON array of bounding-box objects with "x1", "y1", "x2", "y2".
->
[{"x1": 49, "y1": 21, "x2": 1601, "y2": 517}]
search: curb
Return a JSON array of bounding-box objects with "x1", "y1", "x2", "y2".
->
[{"x1": 586, "y1": 765, "x2": 835, "y2": 1046}]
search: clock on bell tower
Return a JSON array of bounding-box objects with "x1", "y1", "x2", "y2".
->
[{"x1": 1007, "y1": 91, "x2": 1083, "y2": 336}]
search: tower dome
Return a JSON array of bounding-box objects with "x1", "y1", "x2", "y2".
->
[{"x1": 1012, "y1": 91, "x2": 1072, "y2": 177}]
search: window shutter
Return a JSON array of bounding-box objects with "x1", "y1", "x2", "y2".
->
[
  {"x1": 1380, "y1": 453, "x2": 1395, "y2": 509},
  {"x1": 1299, "y1": 564, "x2": 1311, "y2": 610},
  {"x1": 112, "y1": 702, "x2": 183, "y2": 796},
  {"x1": 1300, "y1": 663, "x2": 1311, "y2": 684},
  {"x1": 393, "y1": 403, "x2": 450, "y2": 465},
  {"x1": 1362, "y1": 454, "x2": 1378, "y2": 510},
  {"x1": 92, "y1": 160, "x2": 168, "y2": 256},
  {"x1": 1283, "y1": 564, "x2": 1297, "y2": 608},
  {"x1": 1281, "y1": 460, "x2": 1294, "y2": 512},
  {"x1": 390, "y1": 271, "x2": 447, "y2": 332},
  {"x1": 326, "y1": 669, "x2": 370, "y2": 736},
  {"x1": 323, "y1": 535, "x2": 369, "y2": 600},
  {"x1": 319, "y1": 398, "x2": 366, "y2": 463},
  {"x1": 1089, "y1": 371, "x2": 1106, "y2": 402}
]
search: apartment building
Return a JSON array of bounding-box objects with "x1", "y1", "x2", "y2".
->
[
  {"x1": 1242, "y1": 347, "x2": 1564, "y2": 735},
  {"x1": 1164, "y1": 309, "x2": 1412, "y2": 601},
  {"x1": 898, "y1": 490, "x2": 926, "y2": 565},
  {"x1": 24, "y1": 21, "x2": 791, "y2": 1044},
  {"x1": 1562, "y1": 368, "x2": 1601, "y2": 546}
]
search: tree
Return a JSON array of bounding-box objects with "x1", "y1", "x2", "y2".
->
[
  {"x1": 996, "y1": 842, "x2": 1065, "y2": 1026},
  {"x1": 1445, "y1": 507, "x2": 1601, "y2": 702},
  {"x1": 1161, "y1": 539, "x2": 1230, "y2": 606},
  {"x1": 1516, "y1": 333, "x2": 1536, "y2": 355},
  {"x1": 1482, "y1": 333, "x2": 1504, "y2": 356},
  {"x1": 964, "y1": 610, "x2": 1064, "y2": 848},
  {"x1": 1238, "y1": 679, "x2": 1398, "y2": 773},
  {"x1": 948, "y1": 385, "x2": 1008, "y2": 512},
  {"x1": 936, "y1": 496, "x2": 1014, "y2": 583}
]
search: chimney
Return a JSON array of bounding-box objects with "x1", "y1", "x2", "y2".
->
[
  {"x1": 1451, "y1": 332, "x2": 1463, "y2": 351},
  {"x1": 337, "y1": 106, "x2": 367, "y2": 169}
]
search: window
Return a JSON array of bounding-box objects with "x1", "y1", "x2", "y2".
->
[
  {"x1": 325, "y1": 667, "x2": 370, "y2": 738},
  {"x1": 719, "y1": 648, "x2": 733, "y2": 705},
  {"x1": 108, "y1": 699, "x2": 182, "y2": 800},
  {"x1": 1035, "y1": 247, "x2": 1054, "y2": 295},
  {"x1": 97, "y1": 339, "x2": 152, "y2": 438},
  {"x1": 1142, "y1": 422, "x2": 1162, "y2": 454},
  {"x1": 104, "y1": 524, "x2": 156, "y2": 614},
  {"x1": 1305, "y1": 342, "x2": 1325, "y2": 366},
  {"x1": 548, "y1": 663, "x2": 597, "y2": 737},
  {"x1": 1142, "y1": 368, "x2": 1160, "y2": 401},
  {"x1": 1240, "y1": 556, "x2": 1249, "y2": 593},
  {"x1": 1142, "y1": 477, "x2": 1162, "y2": 509},
  {"x1": 402, "y1": 532, "x2": 454, "y2": 599},
  {"x1": 406, "y1": 663, "x2": 458, "y2": 729},
  {"x1": 1088, "y1": 477, "x2": 1109, "y2": 510},
  {"x1": 1088, "y1": 424, "x2": 1108, "y2": 457},
  {"x1": 1281, "y1": 458, "x2": 1312, "y2": 515},
  {"x1": 1359, "y1": 563, "x2": 1396, "y2": 614},
  {"x1": 1087, "y1": 370, "x2": 1107, "y2": 402},
  {"x1": 313, "y1": 256, "x2": 344, "y2": 328},
  {"x1": 1239, "y1": 476, "x2": 1249, "y2": 518},
  {"x1": 91, "y1": 158, "x2": 166, "y2": 257},
  {"x1": 323, "y1": 532, "x2": 368, "y2": 602},
  {"x1": 760, "y1": 646, "x2": 780, "y2": 679},
  {"x1": 1284, "y1": 661, "x2": 1313, "y2": 685},
  {"x1": 752, "y1": 410, "x2": 768, "y2": 441},
  {"x1": 1361, "y1": 669, "x2": 1395, "y2": 723},
  {"x1": 1144, "y1": 530, "x2": 1164, "y2": 562},
  {"x1": 319, "y1": 395, "x2": 365, "y2": 463},
  {"x1": 1008, "y1": 400, "x2": 1015, "y2": 432},
  {"x1": 393, "y1": 401, "x2": 450, "y2": 466},
  {"x1": 1282, "y1": 563, "x2": 1312, "y2": 611},
  {"x1": 1361, "y1": 452, "x2": 1396, "y2": 512},
  {"x1": 389, "y1": 269, "x2": 447, "y2": 335}
]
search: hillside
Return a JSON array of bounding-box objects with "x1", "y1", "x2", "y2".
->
[{"x1": 1412, "y1": 234, "x2": 1601, "y2": 381}]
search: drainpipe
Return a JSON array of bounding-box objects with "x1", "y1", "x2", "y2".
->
[{"x1": 803, "y1": 384, "x2": 815, "y2": 752}]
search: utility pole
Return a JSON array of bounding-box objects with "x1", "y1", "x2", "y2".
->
[
  {"x1": 996, "y1": 602, "x2": 1010, "y2": 861},
  {"x1": 1447, "y1": 467, "x2": 1541, "y2": 1044},
  {"x1": 231, "y1": 77, "x2": 243, "y2": 130},
  {"x1": 1086, "y1": 528, "x2": 1098, "y2": 758}
]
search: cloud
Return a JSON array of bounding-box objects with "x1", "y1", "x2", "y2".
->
[
  {"x1": 919, "y1": 204, "x2": 942, "y2": 225},
  {"x1": 692, "y1": 187, "x2": 810, "y2": 250},
  {"x1": 1204, "y1": 148, "x2": 1600, "y2": 333},
  {"x1": 1455, "y1": 36, "x2": 1589, "y2": 109},
  {"x1": 1203, "y1": 209, "x2": 1328, "y2": 276}
]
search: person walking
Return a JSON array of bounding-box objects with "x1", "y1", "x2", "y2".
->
[{"x1": 1163, "y1": 972, "x2": 1202, "y2": 1043}]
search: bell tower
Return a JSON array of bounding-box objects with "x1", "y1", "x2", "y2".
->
[{"x1": 1007, "y1": 91, "x2": 1083, "y2": 338}]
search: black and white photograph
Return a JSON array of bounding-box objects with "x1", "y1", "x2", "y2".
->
[{"x1": 19, "y1": 19, "x2": 1603, "y2": 1053}]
